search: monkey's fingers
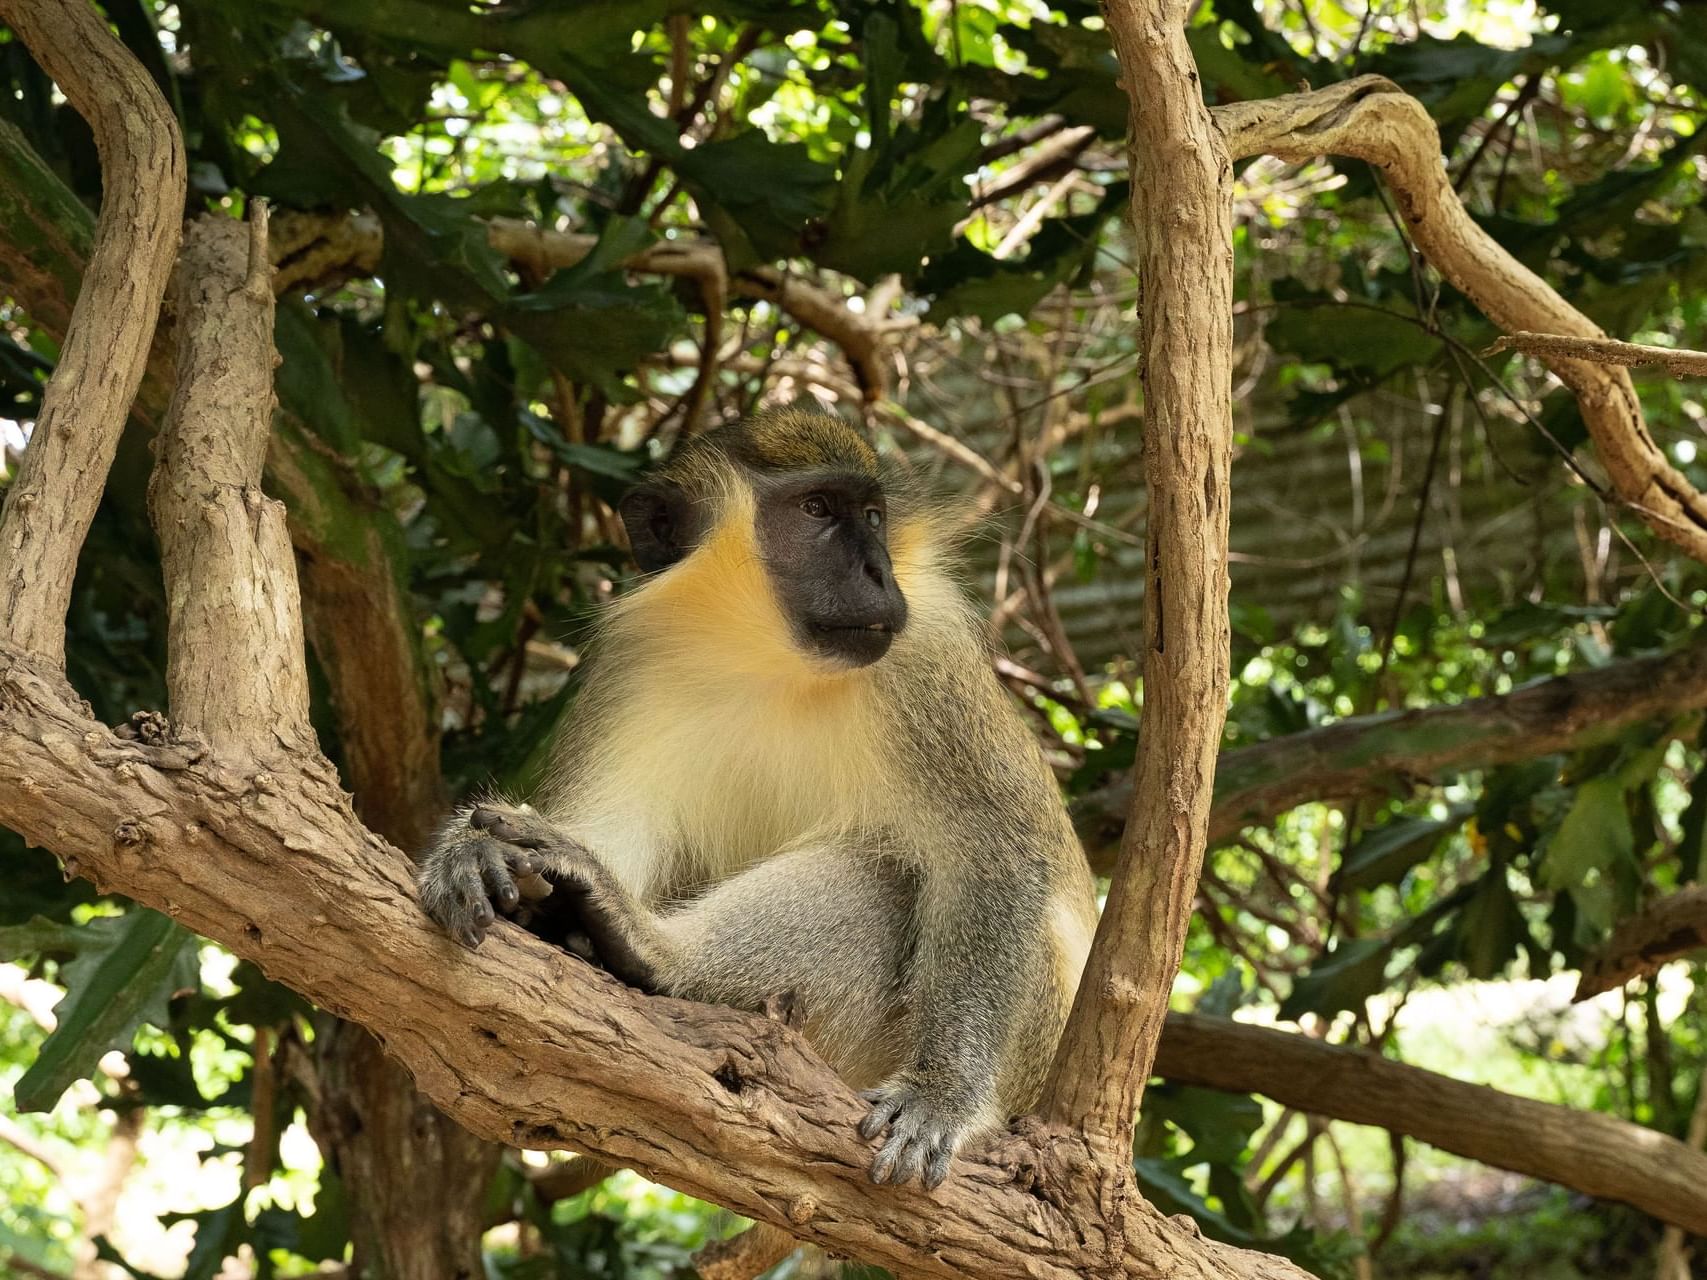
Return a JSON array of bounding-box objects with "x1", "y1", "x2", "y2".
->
[{"x1": 858, "y1": 1085, "x2": 963, "y2": 1188}]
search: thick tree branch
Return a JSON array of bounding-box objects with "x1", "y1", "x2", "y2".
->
[
  {"x1": 1213, "y1": 76, "x2": 1707, "y2": 564},
  {"x1": 1487, "y1": 331, "x2": 1707, "y2": 379},
  {"x1": 0, "y1": 0, "x2": 184, "y2": 667},
  {"x1": 271, "y1": 211, "x2": 895, "y2": 400},
  {"x1": 1043, "y1": 0, "x2": 1235, "y2": 1147},
  {"x1": 1155, "y1": 1013, "x2": 1707, "y2": 1236},
  {"x1": 1575, "y1": 886, "x2": 1707, "y2": 1000},
  {"x1": 147, "y1": 210, "x2": 314, "y2": 760},
  {"x1": 1074, "y1": 643, "x2": 1707, "y2": 869},
  {"x1": 0, "y1": 649, "x2": 1309, "y2": 1280}
]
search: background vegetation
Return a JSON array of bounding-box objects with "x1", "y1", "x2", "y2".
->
[{"x1": 1, "y1": 0, "x2": 1704, "y2": 1276}]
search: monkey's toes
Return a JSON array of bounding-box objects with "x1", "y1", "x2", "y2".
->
[{"x1": 858, "y1": 1085, "x2": 965, "y2": 1189}]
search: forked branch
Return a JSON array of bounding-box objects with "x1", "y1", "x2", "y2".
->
[
  {"x1": 0, "y1": 0, "x2": 185, "y2": 667},
  {"x1": 1214, "y1": 76, "x2": 1707, "y2": 564}
]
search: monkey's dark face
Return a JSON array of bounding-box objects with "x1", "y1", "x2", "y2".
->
[{"x1": 754, "y1": 472, "x2": 908, "y2": 667}]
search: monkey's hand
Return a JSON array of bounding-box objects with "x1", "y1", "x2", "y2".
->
[
  {"x1": 465, "y1": 804, "x2": 665, "y2": 992},
  {"x1": 858, "y1": 1079, "x2": 982, "y2": 1190},
  {"x1": 415, "y1": 804, "x2": 553, "y2": 949}
]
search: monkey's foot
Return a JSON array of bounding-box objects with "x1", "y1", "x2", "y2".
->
[
  {"x1": 417, "y1": 810, "x2": 546, "y2": 949},
  {"x1": 858, "y1": 1081, "x2": 974, "y2": 1189}
]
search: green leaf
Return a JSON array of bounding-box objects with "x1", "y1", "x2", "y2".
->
[
  {"x1": 1145, "y1": 1085, "x2": 1264, "y2": 1164},
  {"x1": 1333, "y1": 806, "x2": 1471, "y2": 894},
  {"x1": 1278, "y1": 937, "x2": 1391, "y2": 1022},
  {"x1": 1538, "y1": 775, "x2": 1634, "y2": 939},
  {"x1": 1458, "y1": 868, "x2": 1530, "y2": 980},
  {"x1": 1265, "y1": 302, "x2": 1443, "y2": 378},
  {"x1": 13, "y1": 910, "x2": 197, "y2": 1112}
]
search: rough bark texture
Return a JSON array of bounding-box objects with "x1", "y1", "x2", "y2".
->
[
  {"x1": 147, "y1": 211, "x2": 314, "y2": 760},
  {"x1": 1075, "y1": 643, "x2": 1707, "y2": 869},
  {"x1": 1487, "y1": 330, "x2": 1707, "y2": 379},
  {"x1": 1575, "y1": 886, "x2": 1707, "y2": 1000},
  {"x1": 1043, "y1": 0, "x2": 1235, "y2": 1149},
  {"x1": 1155, "y1": 1013, "x2": 1707, "y2": 1236},
  {"x1": 0, "y1": 0, "x2": 185, "y2": 667},
  {"x1": 0, "y1": 118, "x2": 446, "y2": 839},
  {"x1": 310, "y1": 1021, "x2": 499, "y2": 1280},
  {"x1": 1214, "y1": 76, "x2": 1707, "y2": 565},
  {"x1": 0, "y1": 650, "x2": 1309, "y2": 1280}
]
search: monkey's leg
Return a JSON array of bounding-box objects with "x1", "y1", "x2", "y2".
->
[{"x1": 467, "y1": 805, "x2": 917, "y2": 1086}]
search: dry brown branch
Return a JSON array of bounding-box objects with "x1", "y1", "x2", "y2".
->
[
  {"x1": 0, "y1": 651, "x2": 1310, "y2": 1280},
  {"x1": 1487, "y1": 331, "x2": 1707, "y2": 379},
  {"x1": 1155, "y1": 1013, "x2": 1707, "y2": 1236},
  {"x1": 1043, "y1": 0, "x2": 1236, "y2": 1149},
  {"x1": 147, "y1": 209, "x2": 314, "y2": 760},
  {"x1": 1213, "y1": 76, "x2": 1707, "y2": 564},
  {"x1": 0, "y1": 0, "x2": 184, "y2": 668},
  {"x1": 270, "y1": 211, "x2": 893, "y2": 400},
  {"x1": 692, "y1": 1223, "x2": 798, "y2": 1280},
  {"x1": 1575, "y1": 886, "x2": 1707, "y2": 1000},
  {"x1": 1654, "y1": 1061, "x2": 1707, "y2": 1280},
  {"x1": 1074, "y1": 643, "x2": 1707, "y2": 870}
]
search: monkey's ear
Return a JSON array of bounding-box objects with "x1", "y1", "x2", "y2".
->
[{"x1": 619, "y1": 481, "x2": 699, "y2": 573}]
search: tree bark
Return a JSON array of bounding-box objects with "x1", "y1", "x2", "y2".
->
[
  {"x1": 1575, "y1": 886, "x2": 1707, "y2": 1000},
  {"x1": 1075, "y1": 642, "x2": 1707, "y2": 870},
  {"x1": 0, "y1": 651, "x2": 1309, "y2": 1280},
  {"x1": 1043, "y1": 0, "x2": 1235, "y2": 1154},
  {"x1": 1155, "y1": 1013, "x2": 1707, "y2": 1236},
  {"x1": 0, "y1": 0, "x2": 184, "y2": 668},
  {"x1": 0, "y1": 104, "x2": 489, "y2": 1280}
]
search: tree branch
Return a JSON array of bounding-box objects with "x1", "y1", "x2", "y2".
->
[
  {"x1": 1486, "y1": 330, "x2": 1707, "y2": 379},
  {"x1": 0, "y1": 120, "x2": 445, "y2": 846},
  {"x1": 1213, "y1": 76, "x2": 1707, "y2": 564},
  {"x1": 1155, "y1": 1013, "x2": 1707, "y2": 1236},
  {"x1": 1042, "y1": 0, "x2": 1236, "y2": 1148},
  {"x1": 146, "y1": 209, "x2": 314, "y2": 760},
  {"x1": 1575, "y1": 886, "x2": 1707, "y2": 1000},
  {"x1": 1074, "y1": 644, "x2": 1707, "y2": 870},
  {"x1": 270, "y1": 211, "x2": 895, "y2": 401},
  {"x1": 0, "y1": 0, "x2": 184, "y2": 668},
  {"x1": 0, "y1": 649, "x2": 1310, "y2": 1280}
]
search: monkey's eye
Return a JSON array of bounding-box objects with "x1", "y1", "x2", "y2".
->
[
  {"x1": 865, "y1": 507, "x2": 883, "y2": 529},
  {"x1": 800, "y1": 494, "x2": 831, "y2": 519}
]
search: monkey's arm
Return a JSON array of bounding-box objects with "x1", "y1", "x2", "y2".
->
[{"x1": 859, "y1": 849, "x2": 1041, "y2": 1188}]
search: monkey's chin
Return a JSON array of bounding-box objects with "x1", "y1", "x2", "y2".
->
[{"x1": 804, "y1": 622, "x2": 897, "y2": 669}]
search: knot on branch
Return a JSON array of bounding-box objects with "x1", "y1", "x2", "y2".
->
[{"x1": 115, "y1": 708, "x2": 172, "y2": 745}]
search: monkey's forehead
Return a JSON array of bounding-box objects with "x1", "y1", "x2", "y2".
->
[{"x1": 722, "y1": 408, "x2": 880, "y2": 476}]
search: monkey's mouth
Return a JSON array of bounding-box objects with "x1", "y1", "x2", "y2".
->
[{"x1": 804, "y1": 617, "x2": 902, "y2": 667}]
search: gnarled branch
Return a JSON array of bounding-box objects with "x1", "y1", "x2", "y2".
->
[
  {"x1": 1487, "y1": 331, "x2": 1707, "y2": 379},
  {"x1": 0, "y1": 0, "x2": 185, "y2": 667},
  {"x1": 1575, "y1": 886, "x2": 1707, "y2": 1000},
  {"x1": 270, "y1": 211, "x2": 895, "y2": 401},
  {"x1": 148, "y1": 209, "x2": 314, "y2": 760},
  {"x1": 1213, "y1": 76, "x2": 1707, "y2": 564}
]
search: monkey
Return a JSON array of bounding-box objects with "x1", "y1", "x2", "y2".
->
[{"x1": 417, "y1": 406, "x2": 1098, "y2": 1190}]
